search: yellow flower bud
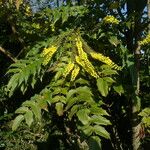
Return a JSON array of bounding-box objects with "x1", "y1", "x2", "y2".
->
[
  {"x1": 63, "y1": 62, "x2": 75, "y2": 78},
  {"x1": 103, "y1": 15, "x2": 119, "y2": 24},
  {"x1": 139, "y1": 34, "x2": 150, "y2": 46},
  {"x1": 71, "y1": 65, "x2": 80, "y2": 81}
]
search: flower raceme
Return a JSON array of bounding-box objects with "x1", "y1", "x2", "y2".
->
[
  {"x1": 75, "y1": 37, "x2": 99, "y2": 78},
  {"x1": 41, "y1": 46, "x2": 58, "y2": 65},
  {"x1": 75, "y1": 36, "x2": 121, "y2": 74},
  {"x1": 63, "y1": 62, "x2": 75, "y2": 78},
  {"x1": 139, "y1": 34, "x2": 150, "y2": 46},
  {"x1": 90, "y1": 52, "x2": 122, "y2": 70},
  {"x1": 103, "y1": 15, "x2": 119, "y2": 25},
  {"x1": 71, "y1": 65, "x2": 80, "y2": 82}
]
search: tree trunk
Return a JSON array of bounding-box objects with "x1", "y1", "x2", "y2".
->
[{"x1": 132, "y1": 41, "x2": 141, "y2": 150}]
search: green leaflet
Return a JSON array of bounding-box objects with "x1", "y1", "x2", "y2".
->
[
  {"x1": 15, "y1": 106, "x2": 29, "y2": 114},
  {"x1": 80, "y1": 125, "x2": 93, "y2": 136},
  {"x1": 90, "y1": 115, "x2": 111, "y2": 126},
  {"x1": 51, "y1": 95, "x2": 66, "y2": 104},
  {"x1": 93, "y1": 125, "x2": 110, "y2": 139},
  {"x1": 139, "y1": 108, "x2": 150, "y2": 117},
  {"x1": 55, "y1": 102, "x2": 64, "y2": 116},
  {"x1": 103, "y1": 77, "x2": 115, "y2": 84},
  {"x1": 77, "y1": 109, "x2": 90, "y2": 125},
  {"x1": 66, "y1": 89, "x2": 77, "y2": 101},
  {"x1": 101, "y1": 69, "x2": 118, "y2": 76},
  {"x1": 22, "y1": 101, "x2": 41, "y2": 121},
  {"x1": 97, "y1": 78, "x2": 109, "y2": 97},
  {"x1": 7, "y1": 74, "x2": 19, "y2": 97},
  {"x1": 24, "y1": 110, "x2": 33, "y2": 127},
  {"x1": 65, "y1": 97, "x2": 78, "y2": 111},
  {"x1": 109, "y1": 36, "x2": 120, "y2": 46},
  {"x1": 75, "y1": 78, "x2": 90, "y2": 85},
  {"x1": 68, "y1": 105, "x2": 80, "y2": 120},
  {"x1": 12, "y1": 115, "x2": 24, "y2": 131},
  {"x1": 113, "y1": 84, "x2": 124, "y2": 95},
  {"x1": 88, "y1": 136, "x2": 102, "y2": 150},
  {"x1": 90, "y1": 106, "x2": 109, "y2": 116}
]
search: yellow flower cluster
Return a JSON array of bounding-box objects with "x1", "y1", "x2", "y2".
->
[
  {"x1": 90, "y1": 52, "x2": 121, "y2": 70},
  {"x1": 75, "y1": 37, "x2": 99, "y2": 78},
  {"x1": 139, "y1": 34, "x2": 150, "y2": 46},
  {"x1": 71, "y1": 65, "x2": 80, "y2": 82},
  {"x1": 103, "y1": 15, "x2": 119, "y2": 24},
  {"x1": 63, "y1": 62, "x2": 74, "y2": 78},
  {"x1": 41, "y1": 46, "x2": 58, "y2": 65}
]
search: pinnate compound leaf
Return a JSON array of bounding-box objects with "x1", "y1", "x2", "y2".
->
[
  {"x1": 97, "y1": 78, "x2": 109, "y2": 97},
  {"x1": 12, "y1": 115, "x2": 24, "y2": 131}
]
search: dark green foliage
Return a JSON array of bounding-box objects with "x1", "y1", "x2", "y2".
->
[{"x1": 0, "y1": 0, "x2": 150, "y2": 150}]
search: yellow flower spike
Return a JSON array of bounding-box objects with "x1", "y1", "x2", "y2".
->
[
  {"x1": 75, "y1": 56, "x2": 99, "y2": 78},
  {"x1": 139, "y1": 34, "x2": 150, "y2": 46},
  {"x1": 63, "y1": 62, "x2": 75, "y2": 78},
  {"x1": 75, "y1": 56, "x2": 84, "y2": 67},
  {"x1": 90, "y1": 52, "x2": 121, "y2": 70},
  {"x1": 103, "y1": 15, "x2": 119, "y2": 24},
  {"x1": 71, "y1": 65, "x2": 80, "y2": 82},
  {"x1": 41, "y1": 45, "x2": 58, "y2": 66},
  {"x1": 75, "y1": 37, "x2": 99, "y2": 78},
  {"x1": 76, "y1": 37, "x2": 84, "y2": 56}
]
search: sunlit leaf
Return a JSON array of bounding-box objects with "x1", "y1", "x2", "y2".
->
[{"x1": 93, "y1": 125, "x2": 110, "y2": 139}]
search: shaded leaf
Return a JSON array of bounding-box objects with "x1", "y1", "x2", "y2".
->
[
  {"x1": 81, "y1": 125, "x2": 93, "y2": 136},
  {"x1": 113, "y1": 84, "x2": 124, "y2": 95},
  {"x1": 88, "y1": 136, "x2": 102, "y2": 150},
  {"x1": 15, "y1": 106, "x2": 29, "y2": 114},
  {"x1": 55, "y1": 102, "x2": 64, "y2": 116},
  {"x1": 12, "y1": 115, "x2": 24, "y2": 131},
  {"x1": 24, "y1": 110, "x2": 33, "y2": 127},
  {"x1": 68, "y1": 105, "x2": 80, "y2": 120},
  {"x1": 97, "y1": 78, "x2": 109, "y2": 97},
  {"x1": 77, "y1": 109, "x2": 90, "y2": 125},
  {"x1": 23, "y1": 101, "x2": 41, "y2": 121}
]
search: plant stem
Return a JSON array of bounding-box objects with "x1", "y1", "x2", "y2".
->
[{"x1": 0, "y1": 46, "x2": 17, "y2": 62}]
